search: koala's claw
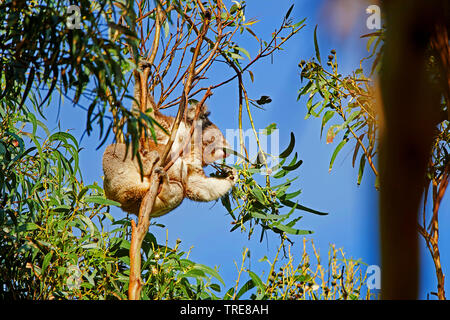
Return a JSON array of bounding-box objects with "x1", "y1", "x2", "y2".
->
[
  {"x1": 226, "y1": 168, "x2": 238, "y2": 184},
  {"x1": 155, "y1": 166, "x2": 170, "y2": 184},
  {"x1": 154, "y1": 166, "x2": 166, "y2": 176}
]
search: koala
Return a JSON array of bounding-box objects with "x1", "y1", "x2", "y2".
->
[{"x1": 102, "y1": 103, "x2": 236, "y2": 217}]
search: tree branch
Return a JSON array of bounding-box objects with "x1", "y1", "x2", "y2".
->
[{"x1": 128, "y1": 8, "x2": 212, "y2": 300}]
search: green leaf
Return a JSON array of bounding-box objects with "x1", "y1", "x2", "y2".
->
[
  {"x1": 357, "y1": 154, "x2": 366, "y2": 185},
  {"x1": 274, "y1": 153, "x2": 302, "y2": 179},
  {"x1": 352, "y1": 134, "x2": 364, "y2": 168},
  {"x1": 209, "y1": 283, "x2": 222, "y2": 293},
  {"x1": 282, "y1": 158, "x2": 303, "y2": 171},
  {"x1": 285, "y1": 4, "x2": 294, "y2": 20},
  {"x1": 250, "y1": 212, "x2": 289, "y2": 221},
  {"x1": 84, "y1": 196, "x2": 121, "y2": 207},
  {"x1": 280, "y1": 199, "x2": 328, "y2": 215},
  {"x1": 52, "y1": 205, "x2": 72, "y2": 213},
  {"x1": 329, "y1": 139, "x2": 348, "y2": 172},
  {"x1": 49, "y1": 132, "x2": 79, "y2": 150},
  {"x1": 279, "y1": 132, "x2": 295, "y2": 158},
  {"x1": 179, "y1": 269, "x2": 205, "y2": 279},
  {"x1": 221, "y1": 194, "x2": 234, "y2": 218},
  {"x1": 78, "y1": 214, "x2": 96, "y2": 237},
  {"x1": 234, "y1": 46, "x2": 251, "y2": 61},
  {"x1": 251, "y1": 187, "x2": 267, "y2": 205},
  {"x1": 191, "y1": 264, "x2": 225, "y2": 287},
  {"x1": 321, "y1": 110, "x2": 335, "y2": 138},
  {"x1": 81, "y1": 243, "x2": 99, "y2": 249},
  {"x1": 272, "y1": 223, "x2": 312, "y2": 235},
  {"x1": 163, "y1": 19, "x2": 170, "y2": 38},
  {"x1": 224, "y1": 148, "x2": 250, "y2": 163},
  {"x1": 305, "y1": 100, "x2": 322, "y2": 119},
  {"x1": 248, "y1": 270, "x2": 265, "y2": 300},
  {"x1": 42, "y1": 251, "x2": 53, "y2": 272},
  {"x1": 313, "y1": 25, "x2": 321, "y2": 64},
  {"x1": 16, "y1": 223, "x2": 39, "y2": 232},
  {"x1": 298, "y1": 81, "x2": 314, "y2": 99},
  {"x1": 281, "y1": 188, "x2": 302, "y2": 200},
  {"x1": 291, "y1": 19, "x2": 306, "y2": 29},
  {"x1": 342, "y1": 110, "x2": 361, "y2": 128},
  {"x1": 223, "y1": 287, "x2": 235, "y2": 300},
  {"x1": 228, "y1": 51, "x2": 244, "y2": 60},
  {"x1": 236, "y1": 279, "x2": 255, "y2": 300}
]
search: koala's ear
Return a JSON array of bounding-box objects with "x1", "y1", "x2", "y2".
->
[{"x1": 186, "y1": 102, "x2": 209, "y2": 121}]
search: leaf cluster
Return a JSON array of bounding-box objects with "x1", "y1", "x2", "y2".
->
[
  {"x1": 221, "y1": 133, "x2": 327, "y2": 244},
  {"x1": 298, "y1": 29, "x2": 380, "y2": 186}
]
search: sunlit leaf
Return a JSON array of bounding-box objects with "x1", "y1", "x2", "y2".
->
[{"x1": 329, "y1": 139, "x2": 349, "y2": 172}]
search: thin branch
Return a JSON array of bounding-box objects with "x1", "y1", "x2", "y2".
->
[
  {"x1": 163, "y1": 87, "x2": 212, "y2": 172},
  {"x1": 160, "y1": 10, "x2": 211, "y2": 164},
  {"x1": 148, "y1": 3, "x2": 162, "y2": 66}
]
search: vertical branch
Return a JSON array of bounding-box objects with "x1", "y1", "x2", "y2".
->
[
  {"x1": 128, "y1": 172, "x2": 161, "y2": 300},
  {"x1": 128, "y1": 6, "x2": 211, "y2": 300},
  {"x1": 128, "y1": 3, "x2": 160, "y2": 295},
  {"x1": 128, "y1": 60, "x2": 157, "y2": 300},
  {"x1": 147, "y1": 3, "x2": 162, "y2": 66},
  {"x1": 432, "y1": 165, "x2": 449, "y2": 300},
  {"x1": 419, "y1": 164, "x2": 449, "y2": 300}
]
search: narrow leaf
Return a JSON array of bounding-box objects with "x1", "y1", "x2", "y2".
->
[
  {"x1": 329, "y1": 139, "x2": 348, "y2": 172},
  {"x1": 313, "y1": 25, "x2": 321, "y2": 63},
  {"x1": 279, "y1": 132, "x2": 295, "y2": 158}
]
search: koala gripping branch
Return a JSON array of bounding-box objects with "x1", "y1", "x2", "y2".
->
[
  {"x1": 127, "y1": 9, "x2": 211, "y2": 300},
  {"x1": 128, "y1": 172, "x2": 161, "y2": 300}
]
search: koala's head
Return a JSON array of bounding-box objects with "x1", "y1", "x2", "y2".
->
[
  {"x1": 201, "y1": 122, "x2": 231, "y2": 165},
  {"x1": 186, "y1": 103, "x2": 231, "y2": 166}
]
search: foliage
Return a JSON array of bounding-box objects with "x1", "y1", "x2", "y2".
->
[
  {"x1": 0, "y1": 102, "x2": 118, "y2": 299},
  {"x1": 298, "y1": 29, "x2": 380, "y2": 187},
  {"x1": 0, "y1": 0, "x2": 373, "y2": 300},
  {"x1": 0, "y1": 105, "x2": 226, "y2": 299},
  {"x1": 298, "y1": 26, "x2": 449, "y2": 299},
  {"x1": 0, "y1": 0, "x2": 139, "y2": 146},
  {"x1": 221, "y1": 133, "x2": 328, "y2": 244},
  {"x1": 228, "y1": 239, "x2": 376, "y2": 300}
]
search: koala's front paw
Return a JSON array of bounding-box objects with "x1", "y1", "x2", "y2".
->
[
  {"x1": 138, "y1": 59, "x2": 152, "y2": 70},
  {"x1": 154, "y1": 166, "x2": 171, "y2": 183},
  {"x1": 226, "y1": 168, "x2": 238, "y2": 185}
]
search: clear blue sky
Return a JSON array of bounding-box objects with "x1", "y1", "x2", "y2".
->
[{"x1": 46, "y1": 0, "x2": 449, "y2": 299}]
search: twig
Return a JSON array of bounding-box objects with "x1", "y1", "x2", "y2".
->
[{"x1": 160, "y1": 10, "x2": 211, "y2": 164}]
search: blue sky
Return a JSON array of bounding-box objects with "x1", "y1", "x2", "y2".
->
[{"x1": 45, "y1": 0, "x2": 449, "y2": 299}]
